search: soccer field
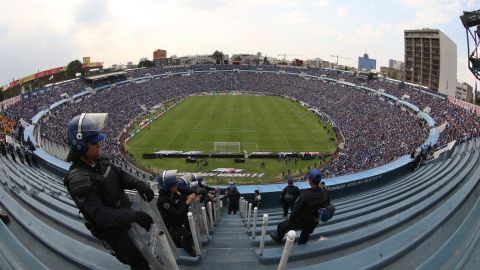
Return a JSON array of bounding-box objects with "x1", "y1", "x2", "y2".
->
[
  {"x1": 125, "y1": 95, "x2": 338, "y2": 183},
  {"x1": 126, "y1": 95, "x2": 337, "y2": 153}
]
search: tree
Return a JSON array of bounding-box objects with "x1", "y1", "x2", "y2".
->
[
  {"x1": 66, "y1": 60, "x2": 84, "y2": 78},
  {"x1": 138, "y1": 59, "x2": 155, "y2": 68},
  {"x1": 263, "y1": 56, "x2": 270, "y2": 65},
  {"x1": 212, "y1": 50, "x2": 224, "y2": 64}
]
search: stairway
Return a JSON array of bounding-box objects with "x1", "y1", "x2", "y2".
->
[{"x1": 186, "y1": 213, "x2": 275, "y2": 270}]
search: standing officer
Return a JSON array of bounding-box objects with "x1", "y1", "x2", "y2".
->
[
  {"x1": 8, "y1": 143, "x2": 16, "y2": 162},
  {"x1": 156, "y1": 171, "x2": 197, "y2": 257},
  {"x1": 225, "y1": 184, "x2": 240, "y2": 214},
  {"x1": 253, "y1": 190, "x2": 262, "y2": 209},
  {"x1": 64, "y1": 113, "x2": 155, "y2": 270},
  {"x1": 270, "y1": 169, "x2": 330, "y2": 245},
  {"x1": 281, "y1": 178, "x2": 300, "y2": 217},
  {"x1": 0, "y1": 140, "x2": 7, "y2": 159}
]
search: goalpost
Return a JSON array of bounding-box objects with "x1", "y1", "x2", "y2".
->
[{"x1": 213, "y1": 142, "x2": 241, "y2": 154}]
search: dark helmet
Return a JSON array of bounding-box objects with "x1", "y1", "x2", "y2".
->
[
  {"x1": 157, "y1": 170, "x2": 177, "y2": 191},
  {"x1": 67, "y1": 113, "x2": 108, "y2": 158},
  {"x1": 308, "y1": 168, "x2": 322, "y2": 184},
  {"x1": 177, "y1": 178, "x2": 188, "y2": 189},
  {"x1": 177, "y1": 173, "x2": 193, "y2": 189},
  {"x1": 228, "y1": 183, "x2": 237, "y2": 192}
]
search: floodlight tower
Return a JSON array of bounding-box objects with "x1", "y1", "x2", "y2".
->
[{"x1": 460, "y1": 10, "x2": 480, "y2": 80}]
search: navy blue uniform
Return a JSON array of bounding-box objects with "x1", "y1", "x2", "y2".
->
[
  {"x1": 276, "y1": 186, "x2": 330, "y2": 244},
  {"x1": 226, "y1": 188, "x2": 240, "y2": 214},
  {"x1": 281, "y1": 185, "x2": 300, "y2": 217},
  {"x1": 156, "y1": 190, "x2": 195, "y2": 256},
  {"x1": 64, "y1": 155, "x2": 150, "y2": 270}
]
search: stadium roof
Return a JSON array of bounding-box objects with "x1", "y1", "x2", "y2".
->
[{"x1": 84, "y1": 71, "x2": 126, "y2": 81}]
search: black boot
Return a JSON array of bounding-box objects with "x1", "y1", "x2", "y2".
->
[
  {"x1": 184, "y1": 246, "x2": 197, "y2": 257},
  {"x1": 269, "y1": 232, "x2": 282, "y2": 244}
]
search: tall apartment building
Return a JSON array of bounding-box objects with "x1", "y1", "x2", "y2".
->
[{"x1": 404, "y1": 29, "x2": 457, "y2": 96}]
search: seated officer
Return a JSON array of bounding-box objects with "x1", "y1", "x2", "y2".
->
[
  {"x1": 64, "y1": 113, "x2": 155, "y2": 270},
  {"x1": 156, "y1": 171, "x2": 197, "y2": 257},
  {"x1": 270, "y1": 168, "x2": 330, "y2": 245}
]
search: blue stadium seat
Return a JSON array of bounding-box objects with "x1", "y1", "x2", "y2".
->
[
  {"x1": 0, "y1": 219, "x2": 49, "y2": 270},
  {"x1": 0, "y1": 187, "x2": 127, "y2": 270}
]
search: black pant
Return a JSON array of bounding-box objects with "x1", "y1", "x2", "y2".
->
[
  {"x1": 228, "y1": 201, "x2": 239, "y2": 214},
  {"x1": 276, "y1": 219, "x2": 318, "y2": 244},
  {"x1": 168, "y1": 225, "x2": 194, "y2": 253},
  {"x1": 283, "y1": 203, "x2": 294, "y2": 217},
  {"x1": 103, "y1": 229, "x2": 150, "y2": 270}
]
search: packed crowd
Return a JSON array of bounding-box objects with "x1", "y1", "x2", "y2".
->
[
  {"x1": 39, "y1": 71, "x2": 428, "y2": 177},
  {"x1": 3, "y1": 80, "x2": 87, "y2": 122},
  {"x1": 3, "y1": 64, "x2": 478, "y2": 177},
  {"x1": 363, "y1": 80, "x2": 480, "y2": 145}
]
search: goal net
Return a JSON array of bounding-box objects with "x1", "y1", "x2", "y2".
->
[{"x1": 214, "y1": 142, "x2": 241, "y2": 154}]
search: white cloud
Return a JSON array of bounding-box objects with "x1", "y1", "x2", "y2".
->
[
  {"x1": 0, "y1": 0, "x2": 476, "y2": 87},
  {"x1": 284, "y1": 10, "x2": 310, "y2": 24},
  {"x1": 75, "y1": 0, "x2": 109, "y2": 25},
  {"x1": 312, "y1": 0, "x2": 330, "y2": 8},
  {"x1": 178, "y1": 0, "x2": 226, "y2": 10},
  {"x1": 336, "y1": 7, "x2": 347, "y2": 17},
  {"x1": 401, "y1": 0, "x2": 464, "y2": 26},
  {"x1": 355, "y1": 23, "x2": 392, "y2": 40}
]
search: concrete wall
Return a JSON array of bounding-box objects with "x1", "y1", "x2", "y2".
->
[{"x1": 438, "y1": 31, "x2": 457, "y2": 97}]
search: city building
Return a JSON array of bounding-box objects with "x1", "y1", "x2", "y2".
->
[
  {"x1": 388, "y1": 59, "x2": 404, "y2": 70},
  {"x1": 380, "y1": 66, "x2": 405, "y2": 80},
  {"x1": 358, "y1": 53, "x2": 376, "y2": 71},
  {"x1": 153, "y1": 49, "x2": 167, "y2": 60},
  {"x1": 455, "y1": 82, "x2": 473, "y2": 102},
  {"x1": 153, "y1": 49, "x2": 167, "y2": 66},
  {"x1": 231, "y1": 53, "x2": 263, "y2": 65},
  {"x1": 404, "y1": 29, "x2": 457, "y2": 96}
]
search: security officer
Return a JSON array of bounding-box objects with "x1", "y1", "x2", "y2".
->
[
  {"x1": 64, "y1": 113, "x2": 155, "y2": 270},
  {"x1": 8, "y1": 143, "x2": 16, "y2": 162},
  {"x1": 281, "y1": 178, "x2": 300, "y2": 217},
  {"x1": 0, "y1": 140, "x2": 7, "y2": 158},
  {"x1": 226, "y1": 184, "x2": 240, "y2": 214},
  {"x1": 253, "y1": 190, "x2": 262, "y2": 209},
  {"x1": 270, "y1": 168, "x2": 330, "y2": 245},
  {"x1": 156, "y1": 171, "x2": 197, "y2": 257}
]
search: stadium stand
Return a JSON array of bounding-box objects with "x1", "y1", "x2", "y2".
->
[
  {"x1": 0, "y1": 137, "x2": 479, "y2": 269},
  {"x1": 1, "y1": 64, "x2": 479, "y2": 269}
]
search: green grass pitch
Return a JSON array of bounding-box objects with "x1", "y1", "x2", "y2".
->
[{"x1": 124, "y1": 95, "x2": 338, "y2": 184}]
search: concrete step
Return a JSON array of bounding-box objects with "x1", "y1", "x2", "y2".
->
[
  {"x1": 213, "y1": 230, "x2": 248, "y2": 236},
  {"x1": 192, "y1": 260, "x2": 275, "y2": 270},
  {"x1": 215, "y1": 227, "x2": 246, "y2": 233},
  {"x1": 208, "y1": 238, "x2": 253, "y2": 248},
  {"x1": 210, "y1": 234, "x2": 251, "y2": 240},
  {"x1": 202, "y1": 248, "x2": 257, "y2": 262}
]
